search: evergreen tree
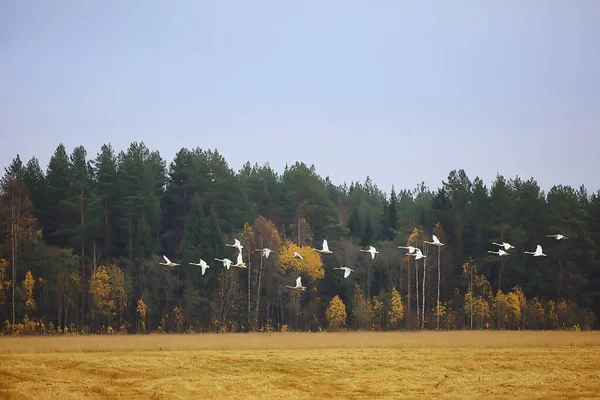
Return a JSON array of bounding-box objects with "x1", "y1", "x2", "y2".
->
[
  {"x1": 23, "y1": 157, "x2": 46, "y2": 223},
  {"x1": 92, "y1": 144, "x2": 119, "y2": 258},
  {"x1": 45, "y1": 144, "x2": 71, "y2": 246}
]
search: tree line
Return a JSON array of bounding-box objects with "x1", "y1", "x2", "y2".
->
[{"x1": 0, "y1": 142, "x2": 598, "y2": 334}]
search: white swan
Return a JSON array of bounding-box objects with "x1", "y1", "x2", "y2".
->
[
  {"x1": 214, "y1": 257, "x2": 233, "y2": 270},
  {"x1": 407, "y1": 248, "x2": 425, "y2": 260},
  {"x1": 360, "y1": 246, "x2": 379, "y2": 260},
  {"x1": 488, "y1": 249, "x2": 509, "y2": 256},
  {"x1": 425, "y1": 235, "x2": 445, "y2": 247},
  {"x1": 286, "y1": 276, "x2": 306, "y2": 291},
  {"x1": 398, "y1": 245, "x2": 417, "y2": 253},
  {"x1": 524, "y1": 245, "x2": 546, "y2": 257},
  {"x1": 492, "y1": 242, "x2": 514, "y2": 251},
  {"x1": 189, "y1": 259, "x2": 210, "y2": 275},
  {"x1": 231, "y1": 251, "x2": 247, "y2": 269},
  {"x1": 291, "y1": 251, "x2": 303, "y2": 260},
  {"x1": 547, "y1": 234, "x2": 568, "y2": 240},
  {"x1": 314, "y1": 239, "x2": 333, "y2": 254},
  {"x1": 334, "y1": 266, "x2": 354, "y2": 278},
  {"x1": 160, "y1": 255, "x2": 180, "y2": 267},
  {"x1": 255, "y1": 248, "x2": 273, "y2": 259},
  {"x1": 226, "y1": 238, "x2": 244, "y2": 251}
]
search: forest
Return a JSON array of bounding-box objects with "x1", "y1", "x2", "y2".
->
[{"x1": 0, "y1": 142, "x2": 598, "y2": 335}]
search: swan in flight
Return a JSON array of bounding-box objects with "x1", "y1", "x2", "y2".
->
[
  {"x1": 226, "y1": 238, "x2": 244, "y2": 251},
  {"x1": 334, "y1": 266, "x2": 354, "y2": 278},
  {"x1": 314, "y1": 239, "x2": 333, "y2": 254},
  {"x1": 189, "y1": 259, "x2": 210, "y2": 275},
  {"x1": 398, "y1": 245, "x2": 417, "y2": 253},
  {"x1": 231, "y1": 251, "x2": 247, "y2": 268},
  {"x1": 255, "y1": 248, "x2": 273, "y2": 259},
  {"x1": 524, "y1": 245, "x2": 546, "y2": 257},
  {"x1": 492, "y1": 242, "x2": 514, "y2": 251},
  {"x1": 360, "y1": 246, "x2": 379, "y2": 260},
  {"x1": 547, "y1": 234, "x2": 568, "y2": 240},
  {"x1": 286, "y1": 276, "x2": 306, "y2": 291},
  {"x1": 488, "y1": 249, "x2": 509, "y2": 256},
  {"x1": 407, "y1": 248, "x2": 426, "y2": 260},
  {"x1": 214, "y1": 257, "x2": 233, "y2": 270},
  {"x1": 290, "y1": 251, "x2": 303, "y2": 260},
  {"x1": 160, "y1": 255, "x2": 180, "y2": 267},
  {"x1": 425, "y1": 235, "x2": 445, "y2": 247}
]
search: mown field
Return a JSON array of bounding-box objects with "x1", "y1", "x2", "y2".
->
[{"x1": 1, "y1": 331, "x2": 599, "y2": 399}]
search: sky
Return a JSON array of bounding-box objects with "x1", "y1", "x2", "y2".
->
[{"x1": 1, "y1": 1, "x2": 599, "y2": 195}]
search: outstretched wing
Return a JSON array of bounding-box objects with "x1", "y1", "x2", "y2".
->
[
  {"x1": 322, "y1": 239, "x2": 329, "y2": 252},
  {"x1": 344, "y1": 268, "x2": 351, "y2": 278},
  {"x1": 163, "y1": 255, "x2": 171, "y2": 264},
  {"x1": 237, "y1": 251, "x2": 244, "y2": 265},
  {"x1": 234, "y1": 239, "x2": 241, "y2": 247},
  {"x1": 536, "y1": 245, "x2": 543, "y2": 254},
  {"x1": 296, "y1": 276, "x2": 302, "y2": 287}
]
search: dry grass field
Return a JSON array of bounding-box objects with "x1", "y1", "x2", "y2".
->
[{"x1": 1, "y1": 331, "x2": 599, "y2": 399}]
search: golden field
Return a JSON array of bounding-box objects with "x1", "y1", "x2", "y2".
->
[{"x1": 0, "y1": 331, "x2": 599, "y2": 399}]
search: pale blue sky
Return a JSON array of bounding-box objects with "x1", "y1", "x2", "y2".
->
[{"x1": 1, "y1": 1, "x2": 598, "y2": 194}]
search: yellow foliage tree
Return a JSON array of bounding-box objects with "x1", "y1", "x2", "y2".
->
[
  {"x1": 495, "y1": 290, "x2": 521, "y2": 329},
  {"x1": 0, "y1": 258, "x2": 10, "y2": 305},
  {"x1": 524, "y1": 297, "x2": 545, "y2": 329},
  {"x1": 22, "y1": 270, "x2": 36, "y2": 310},
  {"x1": 174, "y1": 305, "x2": 184, "y2": 333},
  {"x1": 136, "y1": 298, "x2": 147, "y2": 333},
  {"x1": 512, "y1": 285, "x2": 527, "y2": 329},
  {"x1": 547, "y1": 300, "x2": 558, "y2": 328},
  {"x1": 278, "y1": 240, "x2": 324, "y2": 280},
  {"x1": 325, "y1": 295, "x2": 347, "y2": 331},
  {"x1": 388, "y1": 287, "x2": 404, "y2": 330},
  {"x1": 352, "y1": 282, "x2": 373, "y2": 330},
  {"x1": 89, "y1": 265, "x2": 126, "y2": 324},
  {"x1": 372, "y1": 297, "x2": 384, "y2": 330}
]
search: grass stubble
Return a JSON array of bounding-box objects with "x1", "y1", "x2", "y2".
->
[{"x1": 0, "y1": 331, "x2": 598, "y2": 399}]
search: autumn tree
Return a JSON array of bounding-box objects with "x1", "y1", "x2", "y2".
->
[
  {"x1": 0, "y1": 259, "x2": 11, "y2": 306},
  {"x1": 388, "y1": 287, "x2": 404, "y2": 330},
  {"x1": 0, "y1": 176, "x2": 37, "y2": 325},
  {"x1": 22, "y1": 271, "x2": 36, "y2": 311},
  {"x1": 251, "y1": 216, "x2": 282, "y2": 330},
  {"x1": 136, "y1": 298, "x2": 147, "y2": 333},
  {"x1": 238, "y1": 222, "x2": 255, "y2": 331},
  {"x1": 89, "y1": 265, "x2": 127, "y2": 328},
  {"x1": 278, "y1": 241, "x2": 324, "y2": 280},
  {"x1": 352, "y1": 282, "x2": 373, "y2": 329},
  {"x1": 326, "y1": 295, "x2": 347, "y2": 331}
]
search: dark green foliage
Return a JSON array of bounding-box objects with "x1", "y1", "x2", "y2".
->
[{"x1": 1, "y1": 142, "x2": 598, "y2": 333}]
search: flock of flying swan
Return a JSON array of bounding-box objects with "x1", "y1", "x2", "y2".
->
[{"x1": 160, "y1": 233, "x2": 568, "y2": 289}]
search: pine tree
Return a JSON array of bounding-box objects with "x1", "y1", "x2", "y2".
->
[
  {"x1": 45, "y1": 144, "x2": 71, "y2": 246},
  {"x1": 360, "y1": 214, "x2": 373, "y2": 247},
  {"x1": 23, "y1": 157, "x2": 46, "y2": 223},
  {"x1": 92, "y1": 144, "x2": 118, "y2": 258}
]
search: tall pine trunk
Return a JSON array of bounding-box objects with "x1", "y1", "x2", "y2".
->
[
  {"x1": 255, "y1": 240, "x2": 264, "y2": 331},
  {"x1": 247, "y1": 249, "x2": 251, "y2": 332},
  {"x1": 421, "y1": 255, "x2": 426, "y2": 330},
  {"x1": 415, "y1": 256, "x2": 420, "y2": 326},
  {"x1": 407, "y1": 259, "x2": 411, "y2": 329},
  {"x1": 437, "y1": 246, "x2": 441, "y2": 330}
]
